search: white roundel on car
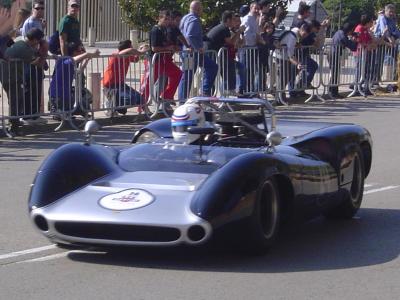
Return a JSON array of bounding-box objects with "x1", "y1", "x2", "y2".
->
[{"x1": 99, "y1": 189, "x2": 154, "y2": 211}]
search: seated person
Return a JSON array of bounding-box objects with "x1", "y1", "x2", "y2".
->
[
  {"x1": 103, "y1": 40, "x2": 148, "y2": 115},
  {"x1": 49, "y1": 42, "x2": 100, "y2": 114}
]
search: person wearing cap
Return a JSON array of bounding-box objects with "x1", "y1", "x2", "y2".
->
[
  {"x1": 1, "y1": 28, "x2": 47, "y2": 135},
  {"x1": 21, "y1": 1, "x2": 46, "y2": 38},
  {"x1": 59, "y1": 0, "x2": 81, "y2": 56}
]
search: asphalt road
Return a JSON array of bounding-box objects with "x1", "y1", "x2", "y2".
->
[{"x1": 1, "y1": 96, "x2": 400, "y2": 299}]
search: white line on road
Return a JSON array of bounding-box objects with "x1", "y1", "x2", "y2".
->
[
  {"x1": 18, "y1": 252, "x2": 69, "y2": 263},
  {"x1": 364, "y1": 185, "x2": 400, "y2": 195},
  {"x1": 364, "y1": 183, "x2": 375, "y2": 188},
  {"x1": 0, "y1": 245, "x2": 56, "y2": 261}
]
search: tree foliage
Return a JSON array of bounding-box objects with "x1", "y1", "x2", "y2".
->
[
  {"x1": 118, "y1": 0, "x2": 291, "y2": 31},
  {"x1": 322, "y1": 0, "x2": 400, "y2": 29}
]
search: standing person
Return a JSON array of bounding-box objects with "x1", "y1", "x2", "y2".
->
[
  {"x1": 178, "y1": 1, "x2": 218, "y2": 100},
  {"x1": 205, "y1": 10, "x2": 244, "y2": 94},
  {"x1": 1, "y1": 28, "x2": 47, "y2": 135},
  {"x1": 21, "y1": 1, "x2": 46, "y2": 37},
  {"x1": 59, "y1": 0, "x2": 81, "y2": 56},
  {"x1": 240, "y1": 2, "x2": 265, "y2": 92},
  {"x1": 353, "y1": 14, "x2": 377, "y2": 95},
  {"x1": 328, "y1": 23, "x2": 358, "y2": 97},
  {"x1": 259, "y1": 0, "x2": 284, "y2": 27},
  {"x1": 103, "y1": 40, "x2": 148, "y2": 115},
  {"x1": 291, "y1": 2, "x2": 311, "y2": 29},
  {"x1": 143, "y1": 10, "x2": 182, "y2": 106},
  {"x1": 373, "y1": 4, "x2": 400, "y2": 82}
]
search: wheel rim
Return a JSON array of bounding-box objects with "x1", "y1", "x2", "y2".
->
[
  {"x1": 350, "y1": 154, "x2": 362, "y2": 203},
  {"x1": 259, "y1": 181, "x2": 279, "y2": 239}
]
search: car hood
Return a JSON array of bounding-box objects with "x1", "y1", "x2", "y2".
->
[{"x1": 34, "y1": 171, "x2": 209, "y2": 227}]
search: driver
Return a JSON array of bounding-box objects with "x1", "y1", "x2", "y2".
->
[{"x1": 171, "y1": 102, "x2": 206, "y2": 144}]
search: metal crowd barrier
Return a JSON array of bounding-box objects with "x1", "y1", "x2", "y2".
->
[{"x1": 1, "y1": 42, "x2": 400, "y2": 137}]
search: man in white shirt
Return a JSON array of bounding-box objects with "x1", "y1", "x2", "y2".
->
[
  {"x1": 240, "y1": 2, "x2": 265, "y2": 92},
  {"x1": 275, "y1": 23, "x2": 312, "y2": 103}
]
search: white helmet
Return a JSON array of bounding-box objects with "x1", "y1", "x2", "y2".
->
[{"x1": 171, "y1": 103, "x2": 205, "y2": 144}]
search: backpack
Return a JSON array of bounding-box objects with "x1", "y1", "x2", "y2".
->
[
  {"x1": 48, "y1": 31, "x2": 61, "y2": 55},
  {"x1": 272, "y1": 30, "x2": 297, "y2": 46}
]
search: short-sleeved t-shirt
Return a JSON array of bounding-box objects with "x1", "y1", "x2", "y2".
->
[
  {"x1": 103, "y1": 54, "x2": 139, "y2": 88},
  {"x1": 167, "y1": 26, "x2": 183, "y2": 46},
  {"x1": 3, "y1": 40, "x2": 37, "y2": 82},
  {"x1": 59, "y1": 15, "x2": 81, "y2": 44},
  {"x1": 353, "y1": 24, "x2": 372, "y2": 55},
  {"x1": 205, "y1": 24, "x2": 231, "y2": 51},
  {"x1": 49, "y1": 57, "x2": 75, "y2": 101},
  {"x1": 21, "y1": 16, "x2": 44, "y2": 38},
  {"x1": 150, "y1": 25, "x2": 168, "y2": 54}
]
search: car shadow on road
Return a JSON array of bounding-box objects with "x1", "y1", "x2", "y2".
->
[{"x1": 67, "y1": 207, "x2": 400, "y2": 273}]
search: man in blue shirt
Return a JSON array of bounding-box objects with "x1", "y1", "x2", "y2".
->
[
  {"x1": 373, "y1": 4, "x2": 400, "y2": 82},
  {"x1": 178, "y1": 1, "x2": 218, "y2": 101},
  {"x1": 375, "y1": 4, "x2": 400, "y2": 42},
  {"x1": 21, "y1": 1, "x2": 46, "y2": 38}
]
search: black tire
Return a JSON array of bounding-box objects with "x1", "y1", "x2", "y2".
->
[
  {"x1": 244, "y1": 178, "x2": 281, "y2": 254},
  {"x1": 325, "y1": 149, "x2": 365, "y2": 219}
]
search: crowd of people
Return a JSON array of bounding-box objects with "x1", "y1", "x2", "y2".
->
[{"x1": 0, "y1": 0, "x2": 399, "y2": 136}]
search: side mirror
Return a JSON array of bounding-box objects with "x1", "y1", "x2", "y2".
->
[
  {"x1": 267, "y1": 131, "x2": 282, "y2": 147},
  {"x1": 84, "y1": 120, "x2": 101, "y2": 144},
  {"x1": 187, "y1": 127, "x2": 216, "y2": 135}
]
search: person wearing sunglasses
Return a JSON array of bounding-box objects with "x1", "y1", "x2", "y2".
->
[
  {"x1": 21, "y1": 1, "x2": 46, "y2": 38},
  {"x1": 59, "y1": 0, "x2": 81, "y2": 56}
]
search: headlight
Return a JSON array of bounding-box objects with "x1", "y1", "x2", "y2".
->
[{"x1": 135, "y1": 131, "x2": 160, "y2": 144}]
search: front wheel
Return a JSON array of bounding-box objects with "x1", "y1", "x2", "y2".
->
[
  {"x1": 244, "y1": 178, "x2": 281, "y2": 254},
  {"x1": 325, "y1": 150, "x2": 365, "y2": 219}
]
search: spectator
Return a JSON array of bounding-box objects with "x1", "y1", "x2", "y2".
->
[
  {"x1": 49, "y1": 42, "x2": 100, "y2": 115},
  {"x1": 59, "y1": 0, "x2": 81, "y2": 56},
  {"x1": 328, "y1": 23, "x2": 358, "y2": 98},
  {"x1": 168, "y1": 11, "x2": 190, "y2": 49},
  {"x1": 21, "y1": 1, "x2": 46, "y2": 38},
  {"x1": 143, "y1": 10, "x2": 182, "y2": 107},
  {"x1": 294, "y1": 20, "x2": 327, "y2": 96},
  {"x1": 274, "y1": 23, "x2": 312, "y2": 103},
  {"x1": 205, "y1": 10, "x2": 244, "y2": 93},
  {"x1": 1, "y1": 28, "x2": 47, "y2": 135},
  {"x1": 291, "y1": 2, "x2": 311, "y2": 29},
  {"x1": 103, "y1": 40, "x2": 147, "y2": 115},
  {"x1": 353, "y1": 14, "x2": 377, "y2": 95},
  {"x1": 258, "y1": 21, "x2": 276, "y2": 91},
  {"x1": 179, "y1": 1, "x2": 218, "y2": 100},
  {"x1": 373, "y1": 4, "x2": 400, "y2": 82},
  {"x1": 240, "y1": 2, "x2": 265, "y2": 92},
  {"x1": 259, "y1": 0, "x2": 284, "y2": 27},
  {"x1": 375, "y1": 4, "x2": 400, "y2": 43},
  {"x1": 231, "y1": 13, "x2": 246, "y2": 95}
]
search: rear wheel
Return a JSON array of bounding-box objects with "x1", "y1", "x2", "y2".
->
[
  {"x1": 244, "y1": 178, "x2": 280, "y2": 254},
  {"x1": 325, "y1": 150, "x2": 365, "y2": 219}
]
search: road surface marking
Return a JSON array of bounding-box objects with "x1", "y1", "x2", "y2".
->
[
  {"x1": 364, "y1": 185, "x2": 400, "y2": 195},
  {"x1": 364, "y1": 184, "x2": 375, "y2": 188},
  {"x1": 18, "y1": 252, "x2": 69, "y2": 263},
  {"x1": 0, "y1": 245, "x2": 56, "y2": 261}
]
